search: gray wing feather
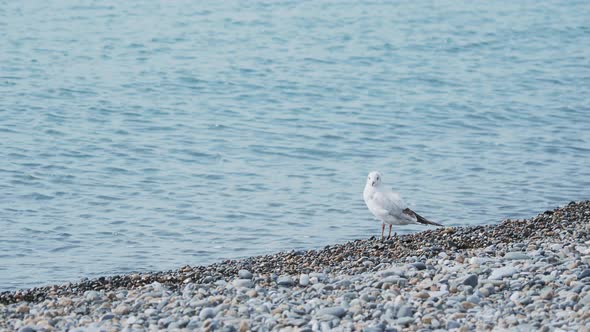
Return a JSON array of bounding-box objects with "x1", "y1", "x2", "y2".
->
[{"x1": 403, "y1": 208, "x2": 443, "y2": 226}]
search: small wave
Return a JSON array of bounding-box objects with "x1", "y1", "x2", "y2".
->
[
  {"x1": 22, "y1": 193, "x2": 53, "y2": 200},
  {"x1": 50, "y1": 245, "x2": 81, "y2": 253}
]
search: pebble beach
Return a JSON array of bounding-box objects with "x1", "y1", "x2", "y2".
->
[{"x1": 2, "y1": 201, "x2": 590, "y2": 331}]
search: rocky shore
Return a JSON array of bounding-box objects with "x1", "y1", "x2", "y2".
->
[{"x1": 1, "y1": 201, "x2": 589, "y2": 331}]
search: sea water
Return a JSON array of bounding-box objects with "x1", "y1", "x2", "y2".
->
[{"x1": 1, "y1": 0, "x2": 589, "y2": 290}]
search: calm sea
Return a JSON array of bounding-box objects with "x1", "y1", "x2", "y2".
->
[{"x1": 1, "y1": 0, "x2": 589, "y2": 290}]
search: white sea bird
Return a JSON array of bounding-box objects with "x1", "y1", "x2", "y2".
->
[{"x1": 363, "y1": 171, "x2": 442, "y2": 241}]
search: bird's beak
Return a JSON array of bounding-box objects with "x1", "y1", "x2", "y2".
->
[{"x1": 371, "y1": 181, "x2": 375, "y2": 187}]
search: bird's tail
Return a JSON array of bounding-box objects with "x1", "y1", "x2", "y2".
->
[{"x1": 415, "y1": 212, "x2": 443, "y2": 227}]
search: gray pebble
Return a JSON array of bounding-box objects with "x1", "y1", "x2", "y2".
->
[
  {"x1": 463, "y1": 274, "x2": 478, "y2": 288},
  {"x1": 309, "y1": 272, "x2": 327, "y2": 281},
  {"x1": 277, "y1": 275, "x2": 295, "y2": 287},
  {"x1": 232, "y1": 279, "x2": 254, "y2": 288},
  {"x1": 447, "y1": 320, "x2": 460, "y2": 329},
  {"x1": 199, "y1": 307, "x2": 216, "y2": 320},
  {"x1": 382, "y1": 276, "x2": 407, "y2": 286},
  {"x1": 397, "y1": 305, "x2": 413, "y2": 318},
  {"x1": 286, "y1": 318, "x2": 309, "y2": 327},
  {"x1": 84, "y1": 290, "x2": 100, "y2": 301},
  {"x1": 101, "y1": 314, "x2": 115, "y2": 321},
  {"x1": 397, "y1": 317, "x2": 414, "y2": 325},
  {"x1": 238, "y1": 269, "x2": 253, "y2": 279},
  {"x1": 489, "y1": 266, "x2": 518, "y2": 280},
  {"x1": 411, "y1": 262, "x2": 427, "y2": 270},
  {"x1": 113, "y1": 304, "x2": 130, "y2": 315},
  {"x1": 578, "y1": 269, "x2": 590, "y2": 280},
  {"x1": 504, "y1": 252, "x2": 530, "y2": 260},
  {"x1": 321, "y1": 321, "x2": 332, "y2": 330},
  {"x1": 478, "y1": 287, "x2": 491, "y2": 297},
  {"x1": 467, "y1": 295, "x2": 481, "y2": 304},
  {"x1": 316, "y1": 306, "x2": 347, "y2": 318},
  {"x1": 187, "y1": 318, "x2": 200, "y2": 329},
  {"x1": 300, "y1": 274, "x2": 310, "y2": 286},
  {"x1": 379, "y1": 268, "x2": 405, "y2": 278},
  {"x1": 18, "y1": 328, "x2": 36, "y2": 332},
  {"x1": 362, "y1": 327, "x2": 384, "y2": 332},
  {"x1": 540, "y1": 288, "x2": 554, "y2": 300},
  {"x1": 221, "y1": 325, "x2": 236, "y2": 332}
]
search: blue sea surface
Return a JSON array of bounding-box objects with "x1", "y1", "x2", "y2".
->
[{"x1": 1, "y1": 0, "x2": 589, "y2": 290}]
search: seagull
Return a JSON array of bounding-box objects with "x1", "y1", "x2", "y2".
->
[{"x1": 363, "y1": 171, "x2": 442, "y2": 241}]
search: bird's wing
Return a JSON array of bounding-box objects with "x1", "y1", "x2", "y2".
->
[
  {"x1": 402, "y1": 208, "x2": 443, "y2": 226},
  {"x1": 372, "y1": 189, "x2": 407, "y2": 217}
]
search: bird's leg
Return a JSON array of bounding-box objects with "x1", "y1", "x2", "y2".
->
[
  {"x1": 380, "y1": 223, "x2": 385, "y2": 242},
  {"x1": 387, "y1": 224, "x2": 392, "y2": 240}
]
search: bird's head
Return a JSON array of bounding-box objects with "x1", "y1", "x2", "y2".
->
[{"x1": 366, "y1": 171, "x2": 382, "y2": 188}]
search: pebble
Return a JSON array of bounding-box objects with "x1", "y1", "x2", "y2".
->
[
  {"x1": 478, "y1": 287, "x2": 491, "y2": 297},
  {"x1": 316, "y1": 307, "x2": 347, "y2": 318},
  {"x1": 397, "y1": 317, "x2": 414, "y2": 325},
  {"x1": 239, "y1": 321, "x2": 249, "y2": 332},
  {"x1": 397, "y1": 305, "x2": 413, "y2": 318},
  {"x1": 463, "y1": 274, "x2": 478, "y2": 287},
  {"x1": 18, "y1": 328, "x2": 36, "y2": 332},
  {"x1": 277, "y1": 275, "x2": 295, "y2": 287},
  {"x1": 447, "y1": 320, "x2": 460, "y2": 329},
  {"x1": 411, "y1": 262, "x2": 427, "y2": 270},
  {"x1": 300, "y1": 274, "x2": 310, "y2": 286},
  {"x1": 238, "y1": 270, "x2": 253, "y2": 279},
  {"x1": 504, "y1": 252, "x2": 530, "y2": 260},
  {"x1": 101, "y1": 314, "x2": 115, "y2": 321},
  {"x1": 466, "y1": 295, "x2": 480, "y2": 304},
  {"x1": 461, "y1": 301, "x2": 477, "y2": 309},
  {"x1": 414, "y1": 291, "x2": 429, "y2": 299},
  {"x1": 113, "y1": 304, "x2": 130, "y2": 315},
  {"x1": 15, "y1": 304, "x2": 29, "y2": 314},
  {"x1": 199, "y1": 307, "x2": 216, "y2": 320},
  {"x1": 309, "y1": 272, "x2": 326, "y2": 281},
  {"x1": 489, "y1": 266, "x2": 518, "y2": 280},
  {"x1": 232, "y1": 279, "x2": 254, "y2": 288},
  {"x1": 540, "y1": 288, "x2": 554, "y2": 300},
  {"x1": 187, "y1": 318, "x2": 200, "y2": 329},
  {"x1": 578, "y1": 269, "x2": 590, "y2": 280},
  {"x1": 85, "y1": 290, "x2": 100, "y2": 301}
]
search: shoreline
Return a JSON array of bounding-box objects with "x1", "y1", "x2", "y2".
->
[{"x1": 1, "y1": 201, "x2": 589, "y2": 330}]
